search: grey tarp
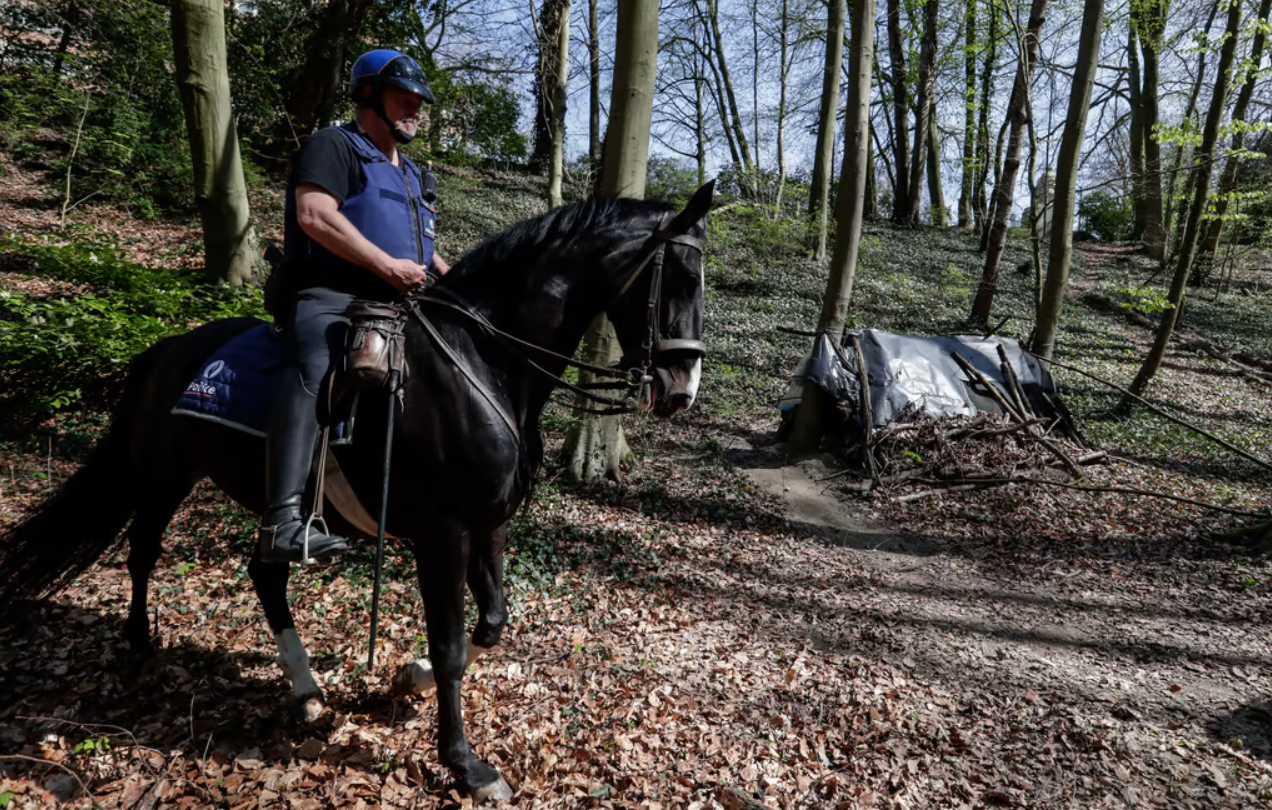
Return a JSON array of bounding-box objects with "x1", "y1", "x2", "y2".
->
[{"x1": 779, "y1": 328, "x2": 1074, "y2": 434}]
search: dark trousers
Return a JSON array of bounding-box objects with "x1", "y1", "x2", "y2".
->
[
  {"x1": 265, "y1": 286, "x2": 356, "y2": 523},
  {"x1": 282, "y1": 286, "x2": 358, "y2": 393}
]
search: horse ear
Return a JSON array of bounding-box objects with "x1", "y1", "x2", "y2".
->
[{"x1": 672, "y1": 180, "x2": 715, "y2": 231}]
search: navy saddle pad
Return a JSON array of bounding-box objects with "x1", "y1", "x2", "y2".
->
[{"x1": 171, "y1": 324, "x2": 286, "y2": 437}]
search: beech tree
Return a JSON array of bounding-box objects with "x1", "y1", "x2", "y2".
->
[
  {"x1": 788, "y1": 0, "x2": 877, "y2": 451},
  {"x1": 1032, "y1": 0, "x2": 1105, "y2": 359},
  {"x1": 1120, "y1": 0, "x2": 1243, "y2": 409},
  {"x1": 171, "y1": 0, "x2": 258, "y2": 286},
  {"x1": 561, "y1": 0, "x2": 659, "y2": 482},
  {"x1": 971, "y1": 0, "x2": 1049, "y2": 325}
]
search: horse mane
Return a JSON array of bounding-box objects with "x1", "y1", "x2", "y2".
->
[{"x1": 442, "y1": 196, "x2": 676, "y2": 285}]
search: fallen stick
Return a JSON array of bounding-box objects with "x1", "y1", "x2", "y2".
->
[
  {"x1": 960, "y1": 418, "x2": 1045, "y2": 440},
  {"x1": 912, "y1": 476, "x2": 1266, "y2": 517},
  {"x1": 894, "y1": 482, "x2": 1003, "y2": 502},
  {"x1": 776, "y1": 325, "x2": 818, "y2": 338},
  {"x1": 849, "y1": 335, "x2": 878, "y2": 482},
  {"x1": 1027, "y1": 353, "x2": 1272, "y2": 476},
  {"x1": 996, "y1": 343, "x2": 1036, "y2": 418},
  {"x1": 722, "y1": 786, "x2": 779, "y2": 810},
  {"x1": 952, "y1": 352, "x2": 1083, "y2": 478}
]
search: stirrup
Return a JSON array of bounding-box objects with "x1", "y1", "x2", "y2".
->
[{"x1": 301, "y1": 513, "x2": 332, "y2": 566}]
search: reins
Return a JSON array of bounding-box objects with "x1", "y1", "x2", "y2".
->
[{"x1": 407, "y1": 214, "x2": 705, "y2": 428}]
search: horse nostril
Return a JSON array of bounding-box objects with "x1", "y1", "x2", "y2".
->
[{"x1": 667, "y1": 391, "x2": 693, "y2": 412}]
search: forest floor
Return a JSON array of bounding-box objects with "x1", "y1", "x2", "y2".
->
[{"x1": 2, "y1": 157, "x2": 1272, "y2": 809}]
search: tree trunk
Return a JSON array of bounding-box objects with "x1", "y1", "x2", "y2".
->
[
  {"x1": 52, "y1": 2, "x2": 79, "y2": 74},
  {"x1": 1031, "y1": 0, "x2": 1104, "y2": 360},
  {"x1": 1120, "y1": 0, "x2": 1243, "y2": 410},
  {"x1": 1202, "y1": 0, "x2": 1272, "y2": 256},
  {"x1": 971, "y1": 0, "x2": 1048, "y2": 325},
  {"x1": 708, "y1": 0, "x2": 754, "y2": 186},
  {"x1": 589, "y1": 0, "x2": 601, "y2": 167},
  {"x1": 927, "y1": 97, "x2": 946, "y2": 226},
  {"x1": 171, "y1": 0, "x2": 258, "y2": 287},
  {"x1": 788, "y1": 0, "x2": 878, "y2": 453},
  {"x1": 1163, "y1": 3, "x2": 1219, "y2": 250},
  {"x1": 533, "y1": 0, "x2": 570, "y2": 170},
  {"x1": 775, "y1": 0, "x2": 790, "y2": 212},
  {"x1": 696, "y1": 72, "x2": 707, "y2": 186},
  {"x1": 751, "y1": 0, "x2": 762, "y2": 185},
  {"x1": 865, "y1": 131, "x2": 877, "y2": 220},
  {"x1": 886, "y1": 0, "x2": 910, "y2": 221},
  {"x1": 957, "y1": 0, "x2": 977, "y2": 230},
  {"x1": 1135, "y1": 0, "x2": 1166, "y2": 258},
  {"x1": 809, "y1": 0, "x2": 848, "y2": 260},
  {"x1": 283, "y1": 0, "x2": 375, "y2": 145},
  {"x1": 1127, "y1": 24, "x2": 1147, "y2": 240},
  {"x1": 547, "y1": 0, "x2": 573, "y2": 208},
  {"x1": 561, "y1": 0, "x2": 659, "y2": 482},
  {"x1": 904, "y1": 0, "x2": 939, "y2": 226},
  {"x1": 973, "y1": 2, "x2": 999, "y2": 235}
]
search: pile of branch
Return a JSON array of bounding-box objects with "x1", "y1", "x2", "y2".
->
[{"x1": 839, "y1": 348, "x2": 1262, "y2": 518}]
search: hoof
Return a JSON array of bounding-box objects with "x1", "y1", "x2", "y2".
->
[
  {"x1": 295, "y1": 692, "x2": 326, "y2": 724},
  {"x1": 393, "y1": 660, "x2": 436, "y2": 695},
  {"x1": 473, "y1": 776, "x2": 513, "y2": 804}
]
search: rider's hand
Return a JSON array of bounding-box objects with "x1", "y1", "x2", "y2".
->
[{"x1": 380, "y1": 258, "x2": 430, "y2": 292}]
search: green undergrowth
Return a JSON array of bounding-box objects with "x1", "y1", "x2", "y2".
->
[{"x1": 0, "y1": 231, "x2": 266, "y2": 412}]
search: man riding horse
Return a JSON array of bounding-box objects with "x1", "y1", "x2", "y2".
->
[{"x1": 261, "y1": 49, "x2": 451, "y2": 564}]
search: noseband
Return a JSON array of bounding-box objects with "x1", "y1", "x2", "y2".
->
[{"x1": 410, "y1": 213, "x2": 705, "y2": 425}]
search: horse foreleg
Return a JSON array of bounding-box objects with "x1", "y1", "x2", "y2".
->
[
  {"x1": 395, "y1": 525, "x2": 507, "y2": 696},
  {"x1": 415, "y1": 526, "x2": 512, "y2": 802},
  {"x1": 247, "y1": 554, "x2": 325, "y2": 722}
]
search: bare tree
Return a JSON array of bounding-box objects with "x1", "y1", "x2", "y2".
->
[
  {"x1": 532, "y1": 0, "x2": 571, "y2": 170},
  {"x1": 547, "y1": 0, "x2": 573, "y2": 207},
  {"x1": 927, "y1": 98, "x2": 946, "y2": 226},
  {"x1": 958, "y1": 0, "x2": 978, "y2": 229},
  {"x1": 886, "y1": 0, "x2": 911, "y2": 220},
  {"x1": 788, "y1": 0, "x2": 878, "y2": 451},
  {"x1": 809, "y1": 0, "x2": 847, "y2": 259},
  {"x1": 1131, "y1": 0, "x2": 1166, "y2": 257},
  {"x1": 1121, "y1": 0, "x2": 1243, "y2": 409},
  {"x1": 589, "y1": 0, "x2": 601, "y2": 166},
  {"x1": 561, "y1": 0, "x2": 659, "y2": 482},
  {"x1": 904, "y1": 0, "x2": 939, "y2": 226},
  {"x1": 1202, "y1": 0, "x2": 1272, "y2": 258},
  {"x1": 1032, "y1": 0, "x2": 1105, "y2": 359},
  {"x1": 971, "y1": 0, "x2": 1049, "y2": 325}
]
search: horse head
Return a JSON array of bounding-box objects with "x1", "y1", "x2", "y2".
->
[{"x1": 608, "y1": 181, "x2": 713, "y2": 418}]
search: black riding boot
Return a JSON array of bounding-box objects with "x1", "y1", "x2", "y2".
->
[{"x1": 258, "y1": 373, "x2": 349, "y2": 563}]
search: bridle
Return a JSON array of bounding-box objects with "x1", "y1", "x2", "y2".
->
[{"x1": 407, "y1": 213, "x2": 706, "y2": 437}]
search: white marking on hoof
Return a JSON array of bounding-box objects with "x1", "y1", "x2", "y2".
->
[
  {"x1": 275, "y1": 629, "x2": 320, "y2": 697},
  {"x1": 474, "y1": 775, "x2": 513, "y2": 804},
  {"x1": 394, "y1": 659, "x2": 437, "y2": 695},
  {"x1": 296, "y1": 693, "x2": 325, "y2": 724},
  {"x1": 394, "y1": 643, "x2": 491, "y2": 696}
]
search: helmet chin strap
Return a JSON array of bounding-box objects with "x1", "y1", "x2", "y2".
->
[{"x1": 370, "y1": 91, "x2": 415, "y2": 145}]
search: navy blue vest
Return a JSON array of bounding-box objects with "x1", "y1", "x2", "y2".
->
[{"x1": 285, "y1": 123, "x2": 436, "y2": 296}]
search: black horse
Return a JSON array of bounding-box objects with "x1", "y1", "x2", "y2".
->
[{"x1": 0, "y1": 183, "x2": 713, "y2": 801}]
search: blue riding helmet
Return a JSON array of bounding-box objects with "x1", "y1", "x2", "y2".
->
[{"x1": 350, "y1": 49, "x2": 435, "y2": 105}]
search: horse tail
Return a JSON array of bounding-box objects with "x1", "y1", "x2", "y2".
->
[{"x1": 0, "y1": 336, "x2": 172, "y2": 620}]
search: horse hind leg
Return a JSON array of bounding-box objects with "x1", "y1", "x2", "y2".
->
[
  {"x1": 124, "y1": 481, "x2": 198, "y2": 654},
  {"x1": 395, "y1": 526, "x2": 507, "y2": 697},
  {"x1": 247, "y1": 554, "x2": 325, "y2": 723}
]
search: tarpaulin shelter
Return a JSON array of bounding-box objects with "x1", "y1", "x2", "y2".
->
[{"x1": 779, "y1": 329, "x2": 1079, "y2": 439}]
